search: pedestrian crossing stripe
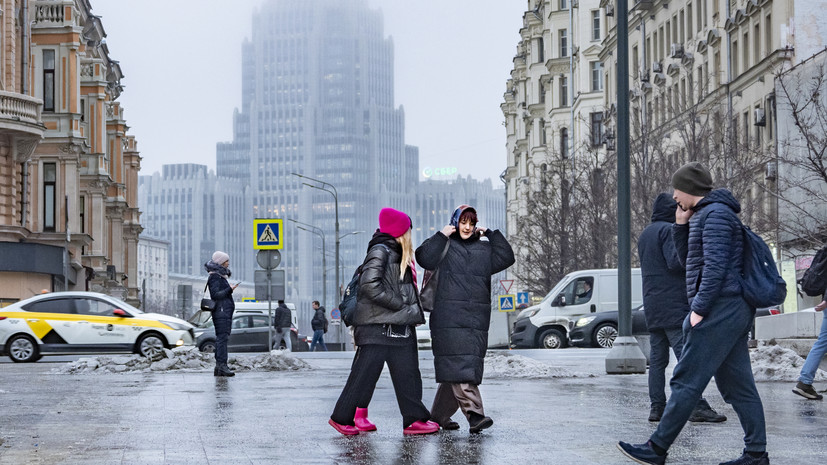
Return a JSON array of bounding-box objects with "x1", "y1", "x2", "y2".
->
[
  {"x1": 253, "y1": 219, "x2": 284, "y2": 250},
  {"x1": 498, "y1": 294, "x2": 516, "y2": 312}
]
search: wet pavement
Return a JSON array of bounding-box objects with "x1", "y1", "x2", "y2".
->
[{"x1": 0, "y1": 349, "x2": 825, "y2": 464}]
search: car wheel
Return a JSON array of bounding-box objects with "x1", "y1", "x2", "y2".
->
[
  {"x1": 137, "y1": 332, "x2": 166, "y2": 358},
  {"x1": 539, "y1": 328, "x2": 566, "y2": 349},
  {"x1": 7, "y1": 334, "x2": 39, "y2": 363},
  {"x1": 199, "y1": 340, "x2": 216, "y2": 353},
  {"x1": 594, "y1": 323, "x2": 618, "y2": 348}
]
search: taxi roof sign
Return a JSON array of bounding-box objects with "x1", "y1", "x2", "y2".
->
[{"x1": 254, "y1": 219, "x2": 284, "y2": 250}]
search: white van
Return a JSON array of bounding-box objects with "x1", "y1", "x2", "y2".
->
[{"x1": 510, "y1": 268, "x2": 642, "y2": 349}]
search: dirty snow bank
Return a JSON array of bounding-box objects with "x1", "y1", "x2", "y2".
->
[
  {"x1": 750, "y1": 342, "x2": 827, "y2": 382},
  {"x1": 52, "y1": 347, "x2": 312, "y2": 374},
  {"x1": 484, "y1": 352, "x2": 594, "y2": 379}
]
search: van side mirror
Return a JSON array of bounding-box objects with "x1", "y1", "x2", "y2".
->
[{"x1": 553, "y1": 294, "x2": 566, "y2": 306}]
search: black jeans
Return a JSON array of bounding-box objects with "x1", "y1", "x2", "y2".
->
[
  {"x1": 331, "y1": 343, "x2": 431, "y2": 428},
  {"x1": 212, "y1": 307, "x2": 233, "y2": 366}
]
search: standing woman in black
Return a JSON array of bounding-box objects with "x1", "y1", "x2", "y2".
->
[
  {"x1": 415, "y1": 205, "x2": 515, "y2": 432},
  {"x1": 205, "y1": 251, "x2": 238, "y2": 377},
  {"x1": 329, "y1": 208, "x2": 438, "y2": 436}
]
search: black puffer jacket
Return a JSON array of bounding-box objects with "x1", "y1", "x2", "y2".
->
[
  {"x1": 415, "y1": 227, "x2": 515, "y2": 385},
  {"x1": 274, "y1": 303, "x2": 291, "y2": 329},
  {"x1": 638, "y1": 193, "x2": 689, "y2": 330},
  {"x1": 672, "y1": 189, "x2": 745, "y2": 317},
  {"x1": 353, "y1": 232, "x2": 424, "y2": 346},
  {"x1": 205, "y1": 261, "x2": 234, "y2": 314},
  {"x1": 311, "y1": 306, "x2": 327, "y2": 331}
]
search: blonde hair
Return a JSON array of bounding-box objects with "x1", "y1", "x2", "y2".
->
[{"x1": 396, "y1": 229, "x2": 413, "y2": 280}]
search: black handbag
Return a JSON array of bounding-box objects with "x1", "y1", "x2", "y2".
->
[
  {"x1": 200, "y1": 283, "x2": 216, "y2": 312},
  {"x1": 420, "y1": 240, "x2": 450, "y2": 312}
]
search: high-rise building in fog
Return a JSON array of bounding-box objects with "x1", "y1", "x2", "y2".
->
[
  {"x1": 138, "y1": 164, "x2": 252, "y2": 283},
  {"x1": 217, "y1": 0, "x2": 418, "y2": 329}
]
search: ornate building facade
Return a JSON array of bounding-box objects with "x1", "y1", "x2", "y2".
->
[{"x1": 0, "y1": 0, "x2": 142, "y2": 305}]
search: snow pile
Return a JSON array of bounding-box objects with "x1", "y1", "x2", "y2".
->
[
  {"x1": 52, "y1": 347, "x2": 312, "y2": 374},
  {"x1": 750, "y1": 342, "x2": 827, "y2": 382},
  {"x1": 484, "y1": 352, "x2": 594, "y2": 379}
]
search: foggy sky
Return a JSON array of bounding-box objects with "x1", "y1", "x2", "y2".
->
[{"x1": 92, "y1": 0, "x2": 525, "y2": 183}]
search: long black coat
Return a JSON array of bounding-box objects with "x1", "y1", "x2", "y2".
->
[
  {"x1": 415, "y1": 229, "x2": 514, "y2": 384},
  {"x1": 638, "y1": 193, "x2": 689, "y2": 330}
]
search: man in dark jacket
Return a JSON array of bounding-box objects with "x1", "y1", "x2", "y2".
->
[
  {"x1": 620, "y1": 162, "x2": 769, "y2": 465},
  {"x1": 310, "y1": 300, "x2": 328, "y2": 352},
  {"x1": 638, "y1": 193, "x2": 726, "y2": 423},
  {"x1": 273, "y1": 300, "x2": 292, "y2": 351}
]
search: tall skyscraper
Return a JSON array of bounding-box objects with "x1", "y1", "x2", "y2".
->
[
  {"x1": 217, "y1": 0, "x2": 418, "y2": 331},
  {"x1": 139, "y1": 164, "x2": 252, "y2": 283}
]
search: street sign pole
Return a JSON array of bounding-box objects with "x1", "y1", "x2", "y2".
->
[{"x1": 256, "y1": 249, "x2": 281, "y2": 351}]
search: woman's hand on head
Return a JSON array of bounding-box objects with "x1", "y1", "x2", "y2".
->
[
  {"x1": 441, "y1": 225, "x2": 456, "y2": 237},
  {"x1": 476, "y1": 227, "x2": 487, "y2": 235}
]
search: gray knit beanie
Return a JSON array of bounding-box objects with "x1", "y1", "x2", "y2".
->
[
  {"x1": 671, "y1": 162, "x2": 713, "y2": 196},
  {"x1": 212, "y1": 251, "x2": 230, "y2": 265}
]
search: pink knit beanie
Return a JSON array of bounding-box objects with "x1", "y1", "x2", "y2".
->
[{"x1": 378, "y1": 208, "x2": 411, "y2": 238}]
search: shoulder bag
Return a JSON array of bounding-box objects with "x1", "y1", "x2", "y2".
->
[
  {"x1": 420, "y1": 239, "x2": 450, "y2": 312},
  {"x1": 200, "y1": 282, "x2": 216, "y2": 312}
]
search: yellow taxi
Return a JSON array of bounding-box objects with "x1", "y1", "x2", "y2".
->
[{"x1": 0, "y1": 292, "x2": 195, "y2": 362}]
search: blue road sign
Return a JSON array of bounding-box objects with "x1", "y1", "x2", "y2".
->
[
  {"x1": 331, "y1": 308, "x2": 341, "y2": 320},
  {"x1": 254, "y1": 219, "x2": 283, "y2": 250},
  {"x1": 498, "y1": 294, "x2": 516, "y2": 312},
  {"x1": 517, "y1": 292, "x2": 529, "y2": 305}
]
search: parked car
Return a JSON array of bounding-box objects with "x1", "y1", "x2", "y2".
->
[
  {"x1": 569, "y1": 305, "x2": 648, "y2": 348},
  {"x1": 0, "y1": 292, "x2": 195, "y2": 362},
  {"x1": 193, "y1": 308, "x2": 308, "y2": 353},
  {"x1": 416, "y1": 316, "x2": 431, "y2": 350}
]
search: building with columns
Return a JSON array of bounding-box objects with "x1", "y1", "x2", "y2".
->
[{"x1": 0, "y1": 0, "x2": 142, "y2": 305}]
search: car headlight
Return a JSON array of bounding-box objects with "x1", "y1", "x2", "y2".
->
[
  {"x1": 575, "y1": 316, "x2": 596, "y2": 327},
  {"x1": 518, "y1": 308, "x2": 540, "y2": 320},
  {"x1": 163, "y1": 321, "x2": 191, "y2": 331}
]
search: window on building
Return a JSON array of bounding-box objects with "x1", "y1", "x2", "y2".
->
[
  {"x1": 539, "y1": 79, "x2": 546, "y2": 103},
  {"x1": 731, "y1": 40, "x2": 739, "y2": 76},
  {"x1": 560, "y1": 29, "x2": 568, "y2": 57},
  {"x1": 560, "y1": 76, "x2": 568, "y2": 106},
  {"x1": 560, "y1": 127, "x2": 569, "y2": 158},
  {"x1": 742, "y1": 111, "x2": 750, "y2": 147},
  {"x1": 43, "y1": 163, "x2": 56, "y2": 231},
  {"x1": 743, "y1": 31, "x2": 749, "y2": 70},
  {"x1": 43, "y1": 50, "x2": 55, "y2": 112},
  {"x1": 765, "y1": 14, "x2": 772, "y2": 53},
  {"x1": 540, "y1": 119, "x2": 547, "y2": 145},
  {"x1": 592, "y1": 10, "x2": 601, "y2": 41},
  {"x1": 537, "y1": 37, "x2": 545, "y2": 62},
  {"x1": 754, "y1": 23, "x2": 760, "y2": 63},
  {"x1": 590, "y1": 61, "x2": 604, "y2": 91},
  {"x1": 560, "y1": 0, "x2": 568, "y2": 10},
  {"x1": 590, "y1": 112, "x2": 604, "y2": 147},
  {"x1": 766, "y1": 96, "x2": 774, "y2": 140},
  {"x1": 688, "y1": 5, "x2": 693, "y2": 37}
]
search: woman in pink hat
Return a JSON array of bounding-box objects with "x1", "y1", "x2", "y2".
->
[{"x1": 329, "y1": 208, "x2": 438, "y2": 436}]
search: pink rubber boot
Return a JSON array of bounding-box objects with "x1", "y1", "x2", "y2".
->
[{"x1": 354, "y1": 407, "x2": 377, "y2": 431}]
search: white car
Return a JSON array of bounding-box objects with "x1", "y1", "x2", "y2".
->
[{"x1": 0, "y1": 292, "x2": 195, "y2": 362}]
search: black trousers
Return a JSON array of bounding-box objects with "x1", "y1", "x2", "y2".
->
[{"x1": 331, "y1": 343, "x2": 431, "y2": 428}]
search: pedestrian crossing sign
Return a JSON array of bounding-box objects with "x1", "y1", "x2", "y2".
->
[
  {"x1": 253, "y1": 219, "x2": 284, "y2": 250},
  {"x1": 498, "y1": 294, "x2": 516, "y2": 312}
]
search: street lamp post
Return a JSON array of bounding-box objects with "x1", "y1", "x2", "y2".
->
[
  {"x1": 292, "y1": 173, "x2": 340, "y2": 304},
  {"x1": 289, "y1": 219, "x2": 327, "y2": 309}
]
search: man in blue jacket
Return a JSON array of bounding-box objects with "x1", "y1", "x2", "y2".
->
[
  {"x1": 638, "y1": 193, "x2": 726, "y2": 423},
  {"x1": 619, "y1": 162, "x2": 769, "y2": 465}
]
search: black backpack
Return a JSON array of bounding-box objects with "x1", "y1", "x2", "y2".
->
[
  {"x1": 339, "y1": 244, "x2": 389, "y2": 327},
  {"x1": 799, "y1": 245, "x2": 827, "y2": 297},
  {"x1": 738, "y1": 225, "x2": 787, "y2": 308}
]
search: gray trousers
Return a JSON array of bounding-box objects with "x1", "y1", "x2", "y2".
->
[
  {"x1": 274, "y1": 328, "x2": 292, "y2": 351},
  {"x1": 430, "y1": 382, "x2": 484, "y2": 423}
]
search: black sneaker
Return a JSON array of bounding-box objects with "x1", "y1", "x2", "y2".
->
[
  {"x1": 648, "y1": 405, "x2": 664, "y2": 422},
  {"x1": 617, "y1": 441, "x2": 666, "y2": 465},
  {"x1": 719, "y1": 450, "x2": 770, "y2": 465},
  {"x1": 468, "y1": 413, "x2": 493, "y2": 433},
  {"x1": 688, "y1": 405, "x2": 727, "y2": 422},
  {"x1": 792, "y1": 381, "x2": 823, "y2": 400}
]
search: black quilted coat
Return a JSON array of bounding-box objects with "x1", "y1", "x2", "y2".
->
[{"x1": 415, "y1": 229, "x2": 514, "y2": 384}]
